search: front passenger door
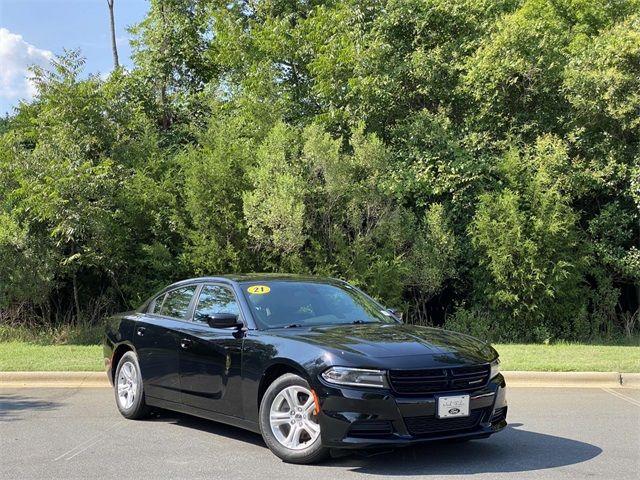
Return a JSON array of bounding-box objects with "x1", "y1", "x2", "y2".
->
[{"x1": 177, "y1": 284, "x2": 245, "y2": 417}]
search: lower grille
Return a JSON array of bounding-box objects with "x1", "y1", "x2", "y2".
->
[
  {"x1": 348, "y1": 420, "x2": 393, "y2": 438},
  {"x1": 404, "y1": 409, "x2": 486, "y2": 436}
]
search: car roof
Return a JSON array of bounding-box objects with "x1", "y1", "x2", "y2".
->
[{"x1": 166, "y1": 273, "x2": 345, "y2": 289}]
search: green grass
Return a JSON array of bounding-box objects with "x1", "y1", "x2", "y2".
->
[
  {"x1": 0, "y1": 340, "x2": 638, "y2": 372},
  {"x1": 0, "y1": 342, "x2": 103, "y2": 371},
  {"x1": 494, "y1": 343, "x2": 640, "y2": 373},
  {"x1": 0, "y1": 323, "x2": 103, "y2": 345}
]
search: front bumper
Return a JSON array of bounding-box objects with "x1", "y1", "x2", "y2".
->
[{"x1": 316, "y1": 373, "x2": 507, "y2": 449}]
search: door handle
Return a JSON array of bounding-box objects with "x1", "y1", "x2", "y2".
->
[
  {"x1": 180, "y1": 338, "x2": 193, "y2": 350},
  {"x1": 136, "y1": 326, "x2": 146, "y2": 336}
]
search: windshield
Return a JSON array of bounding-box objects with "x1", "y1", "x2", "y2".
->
[{"x1": 240, "y1": 280, "x2": 399, "y2": 330}]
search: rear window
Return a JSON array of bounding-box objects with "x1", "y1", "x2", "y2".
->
[
  {"x1": 151, "y1": 294, "x2": 166, "y2": 314},
  {"x1": 159, "y1": 286, "x2": 197, "y2": 320}
]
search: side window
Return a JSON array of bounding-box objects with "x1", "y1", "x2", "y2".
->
[
  {"x1": 160, "y1": 286, "x2": 197, "y2": 320},
  {"x1": 194, "y1": 285, "x2": 240, "y2": 324},
  {"x1": 151, "y1": 294, "x2": 166, "y2": 314}
]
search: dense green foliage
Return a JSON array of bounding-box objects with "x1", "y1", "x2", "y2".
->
[{"x1": 0, "y1": 0, "x2": 638, "y2": 342}]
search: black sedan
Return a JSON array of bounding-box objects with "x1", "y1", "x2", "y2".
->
[{"x1": 103, "y1": 274, "x2": 507, "y2": 464}]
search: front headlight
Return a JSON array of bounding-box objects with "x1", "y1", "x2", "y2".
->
[
  {"x1": 321, "y1": 367, "x2": 389, "y2": 388},
  {"x1": 490, "y1": 358, "x2": 500, "y2": 379}
]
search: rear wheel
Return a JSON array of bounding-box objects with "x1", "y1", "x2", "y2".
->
[
  {"x1": 259, "y1": 373, "x2": 329, "y2": 464},
  {"x1": 114, "y1": 351, "x2": 150, "y2": 419}
]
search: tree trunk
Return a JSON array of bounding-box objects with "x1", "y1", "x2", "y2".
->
[
  {"x1": 72, "y1": 271, "x2": 82, "y2": 325},
  {"x1": 637, "y1": 215, "x2": 640, "y2": 315},
  {"x1": 160, "y1": 2, "x2": 170, "y2": 129},
  {"x1": 107, "y1": 0, "x2": 119, "y2": 68}
]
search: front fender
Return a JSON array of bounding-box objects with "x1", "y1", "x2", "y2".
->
[{"x1": 240, "y1": 331, "x2": 333, "y2": 424}]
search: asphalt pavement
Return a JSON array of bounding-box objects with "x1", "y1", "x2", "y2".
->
[{"x1": 1, "y1": 387, "x2": 638, "y2": 480}]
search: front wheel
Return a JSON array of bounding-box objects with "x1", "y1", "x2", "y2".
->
[
  {"x1": 259, "y1": 373, "x2": 329, "y2": 464},
  {"x1": 114, "y1": 351, "x2": 150, "y2": 419}
]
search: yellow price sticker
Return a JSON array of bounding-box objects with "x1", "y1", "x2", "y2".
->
[{"x1": 247, "y1": 285, "x2": 271, "y2": 295}]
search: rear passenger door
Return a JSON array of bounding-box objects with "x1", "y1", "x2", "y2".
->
[
  {"x1": 135, "y1": 285, "x2": 197, "y2": 404},
  {"x1": 177, "y1": 284, "x2": 245, "y2": 418}
]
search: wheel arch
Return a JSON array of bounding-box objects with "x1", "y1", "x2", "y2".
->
[
  {"x1": 257, "y1": 360, "x2": 311, "y2": 408},
  {"x1": 110, "y1": 342, "x2": 137, "y2": 384}
]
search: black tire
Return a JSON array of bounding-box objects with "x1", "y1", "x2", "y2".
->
[
  {"x1": 114, "y1": 351, "x2": 150, "y2": 419},
  {"x1": 259, "y1": 373, "x2": 329, "y2": 464}
]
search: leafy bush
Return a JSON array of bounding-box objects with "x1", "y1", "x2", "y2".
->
[{"x1": 444, "y1": 307, "x2": 495, "y2": 343}]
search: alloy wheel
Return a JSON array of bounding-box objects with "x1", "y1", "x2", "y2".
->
[
  {"x1": 117, "y1": 360, "x2": 138, "y2": 410},
  {"x1": 269, "y1": 385, "x2": 320, "y2": 450}
]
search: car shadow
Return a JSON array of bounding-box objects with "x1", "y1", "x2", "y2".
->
[
  {"x1": 147, "y1": 411, "x2": 602, "y2": 475},
  {"x1": 0, "y1": 394, "x2": 63, "y2": 422},
  {"x1": 321, "y1": 423, "x2": 602, "y2": 475},
  {"x1": 148, "y1": 409, "x2": 267, "y2": 448}
]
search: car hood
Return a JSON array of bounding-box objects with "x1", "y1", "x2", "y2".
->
[{"x1": 268, "y1": 323, "x2": 496, "y2": 366}]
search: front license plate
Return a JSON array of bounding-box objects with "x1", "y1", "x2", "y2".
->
[{"x1": 437, "y1": 394, "x2": 470, "y2": 418}]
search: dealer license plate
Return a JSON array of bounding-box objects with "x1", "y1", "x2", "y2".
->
[{"x1": 437, "y1": 394, "x2": 470, "y2": 418}]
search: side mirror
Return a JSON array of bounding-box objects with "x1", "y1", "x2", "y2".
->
[
  {"x1": 387, "y1": 309, "x2": 403, "y2": 321},
  {"x1": 205, "y1": 313, "x2": 242, "y2": 329}
]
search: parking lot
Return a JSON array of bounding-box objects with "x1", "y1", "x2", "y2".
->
[{"x1": 1, "y1": 386, "x2": 638, "y2": 480}]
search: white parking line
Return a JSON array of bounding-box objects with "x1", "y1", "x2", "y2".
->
[
  {"x1": 53, "y1": 420, "x2": 125, "y2": 461},
  {"x1": 601, "y1": 388, "x2": 640, "y2": 408}
]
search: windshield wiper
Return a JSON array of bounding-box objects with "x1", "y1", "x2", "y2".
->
[
  {"x1": 351, "y1": 319, "x2": 371, "y2": 325},
  {"x1": 283, "y1": 323, "x2": 304, "y2": 328}
]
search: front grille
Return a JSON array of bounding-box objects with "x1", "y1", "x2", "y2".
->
[
  {"x1": 404, "y1": 408, "x2": 486, "y2": 436},
  {"x1": 348, "y1": 420, "x2": 394, "y2": 438},
  {"x1": 389, "y1": 364, "x2": 490, "y2": 395}
]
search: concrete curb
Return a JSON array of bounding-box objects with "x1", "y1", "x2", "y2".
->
[
  {"x1": 503, "y1": 371, "x2": 630, "y2": 389},
  {"x1": 1, "y1": 371, "x2": 639, "y2": 389},
  {"x1": 620, "y1": 373, "x2": 640, "y2": 388},
  {"x1": 0, "y1": 372, "x2": 109, "y2": 388}
]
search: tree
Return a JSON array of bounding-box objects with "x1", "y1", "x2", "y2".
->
[
  {"x1": 0, "y1": 52, "x2": 180, "y2": 323},
  {"x1": 469, "y1": 137, "x2": 590, "y2": 341},
  {"x1": 129, "y1": 0, "x2": 216, "y2": 130}
]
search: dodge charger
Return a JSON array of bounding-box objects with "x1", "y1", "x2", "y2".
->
[{"x1": 103, "y1": 275, "x2": 507, "y2": 464}]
